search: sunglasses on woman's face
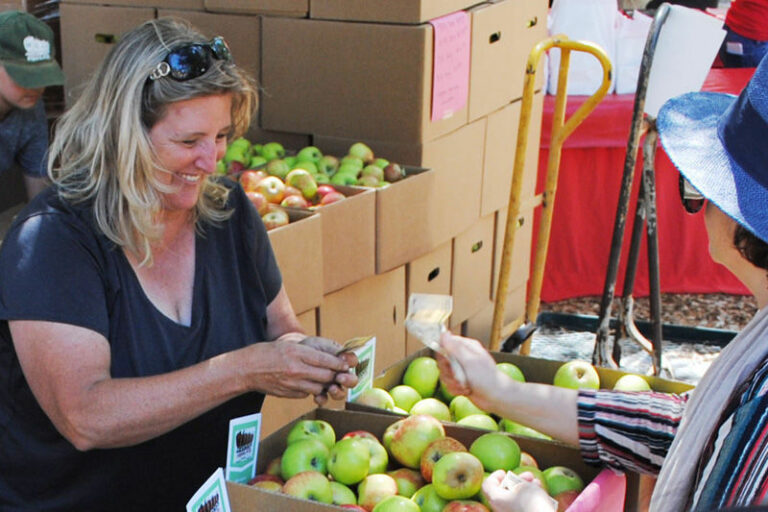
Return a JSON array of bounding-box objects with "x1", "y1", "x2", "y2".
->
[
  {"x1": 149, "y1": 37, "x2": 232, "y2": 81},
  {"x1": 678, "y1": 176, "x2": 705, "y2": 214}
]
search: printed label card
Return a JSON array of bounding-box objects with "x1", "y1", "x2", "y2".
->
[
  {"x1": 346, "y1": 336, "x2": 376, "y2": 403},
  {"x1": 225, "y1": 413, "x2": 262, "y2": 484},
  {"x1": 186, "y1": 468, "x2": 231, "y2": 512}
]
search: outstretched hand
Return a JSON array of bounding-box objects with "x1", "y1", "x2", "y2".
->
[{"x1": 482, "y1": 469, "x2": 557, "y2": 512}]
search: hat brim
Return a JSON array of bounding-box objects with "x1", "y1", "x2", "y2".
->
[
  {"x1": 658, "y1": 91, "x2": 768, "y2": 243},
  {"x1": 4, "y1": 59, "x2": 64, "y2": 88}
]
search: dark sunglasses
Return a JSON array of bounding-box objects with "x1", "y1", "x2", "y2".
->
[
  {"x1": 678, "y1": 176, "x2": 705, "y2": 214},
  {"x1": 149, "y1": 36, "x2": 232, "y2": 82}
]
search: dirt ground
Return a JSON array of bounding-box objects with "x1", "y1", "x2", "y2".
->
[{"x1": 541, "y1": 293, "x2": 757, "y2": 332}]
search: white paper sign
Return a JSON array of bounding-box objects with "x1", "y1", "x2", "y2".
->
[
  {"x1": 225, "y1": 413, "x2": 262, "y2": 484},
  {"x1": 186, "y1": 468, "x2": 231, "y2": 512},
  {"x1": 346, "y1": 336, "x2": 376, "y2": 403},
  {"x1": 644, "y1": 5, "x2": 726, "y2": 116}
]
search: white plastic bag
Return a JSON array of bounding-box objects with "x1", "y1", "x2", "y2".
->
[
  {"x1": 615, "y1": 10, "x2": 653, "y2": 94},
  {"x1": 547, "y1": 0, "x2": 620, "y2": 95}
]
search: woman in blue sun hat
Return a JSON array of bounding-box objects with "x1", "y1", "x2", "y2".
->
[{"x1": 436, "y1": 54, "x2": 768, "y2": 511}]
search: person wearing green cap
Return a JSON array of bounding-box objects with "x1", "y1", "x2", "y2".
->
[{"x1": 0, "y1": 10, "x2": 64, "y2": 200}]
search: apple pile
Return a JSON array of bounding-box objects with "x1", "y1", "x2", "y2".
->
[
  {"x1": 354, "y1": 356, "x2": 654, "y2": 440},
  {"x1": 250, "y1": 415, "x2": 586, "y2": 512}
]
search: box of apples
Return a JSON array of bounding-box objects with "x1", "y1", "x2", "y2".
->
[{"x1": 225, "y1": 407, "x2": 617, "y2": 512}]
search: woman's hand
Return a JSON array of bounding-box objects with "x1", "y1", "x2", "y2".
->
[
  {"x1": 298, "y1": 336, "x2": 359, "y2": 405},
  {"x1": 435, "y1": 332, "x2": 505, "y2": 413},
  {"x1": 482, "y1": 469, "x2": 557, "y2": 512}
]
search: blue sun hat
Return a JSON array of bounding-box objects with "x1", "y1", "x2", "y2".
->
[{"x1": 657, "y1": 53, "x2": 768, "y2": 243}]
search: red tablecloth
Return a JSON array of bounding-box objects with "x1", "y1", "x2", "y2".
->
[{"x1": 536, "y1": 67, "x2": 755, "y2": 302}]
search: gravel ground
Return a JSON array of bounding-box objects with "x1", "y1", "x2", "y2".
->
[{"x1": 531, "y1": 293, "x2": 758, "y2": 384}]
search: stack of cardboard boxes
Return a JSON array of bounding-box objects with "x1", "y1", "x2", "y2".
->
[{"x1": 50, "y1": 0, "x2": 549, "y2": 436}]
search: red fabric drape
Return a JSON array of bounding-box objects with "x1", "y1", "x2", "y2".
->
[{"x1": 535, "y1": 68, "x2": 755, "y2": 302}]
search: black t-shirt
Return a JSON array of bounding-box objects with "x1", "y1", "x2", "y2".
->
[{"x1": 0, "y1": 182, "x2": 282, "y2": 510}]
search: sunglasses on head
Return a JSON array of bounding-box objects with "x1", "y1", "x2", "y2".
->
[
  {"x1": 678, "y1": 176, "x2": 705, "y2": 214},
  {"x1": 149, "y1": 36, "x2": 231, "y2": 82}
]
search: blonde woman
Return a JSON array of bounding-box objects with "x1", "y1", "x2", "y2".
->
[
  {"x1": 0, "y1": 18, "x2": 355, "y2": 510},
  {"x1": 439, "y1": 54, "x2": 768, "y2": 511}
]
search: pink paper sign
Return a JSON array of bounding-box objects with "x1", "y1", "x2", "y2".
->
[{"x1": 430, "y1": 11, "x2": 471, "y2": 122}]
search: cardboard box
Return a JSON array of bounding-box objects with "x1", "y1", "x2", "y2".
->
[
  {"x1": 310, "y1": 0, "x2": 481, "y2": 24},
  {"x1": 268, "y1": 209, "x2": 322, "y2": 315},
  {"x1": 316, "y1": 118, "x2": 486, "y2": 273},
  {"x1": 451, "y1": 213, "x2": 495, "y2": 328},
  {"x1": 246, "y1": 127, "x2": 311, "y2": 152},
  {"x1": 482, "y1": 91, "x2": 544, "y2": 217},
  {"x1": 468, "y1": 0, "x2": 548, "y2": 121},
  {"x1": 314, "y1": 185, "x2": 376, "y2": 294},
  {"x1": 157, "y1": 9, "x2": 260, "y2": 83},
  {"x1": 61, "y1": 0, "x2": 202, "y2": 8},
  {"x1": 204, "y1": 0, "x2": 307, "y2": 16},
  {"x1": 0, "y1": 1, "x2": 24, "y2": 12},
  {"x1": 296, "y1": 308, "x2": 318, "y2": 336},
  {"x1": 463, "y1": 283, "x2": 527, "y2": 347},
  {"x1": 405, "y1": 240, "x2": 453, "y2": 354},
  {"x1": 261, "y1": 16, "x2": 468, "y2": 143},
  {"x1": 319, "y1": 266, "x2": 406, "y2": 375},
  {"x1": 228, "y1": 408, "x2": 606, "y2": 511},
  {"x1": 60, "y1": 4, "x2": 156, "y2": 106},
  {"x1": 493, "y1": 206, "x2": 534, "y2": 298}
]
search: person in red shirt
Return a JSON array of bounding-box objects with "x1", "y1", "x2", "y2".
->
[{"x1": 720, "y1": 0, "x2": 768, "y2": 67}]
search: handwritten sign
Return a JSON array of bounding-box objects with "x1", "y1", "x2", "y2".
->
[{"x1": 430, "y1": 11, "x2": 471, "y2": 122}]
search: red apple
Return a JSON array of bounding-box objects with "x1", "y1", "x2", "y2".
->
[
  {"x1": 283, "y1": 185, "x2": 303, "y2": 198},
  {"x1": 554, "y1": 490, "x2": 581, "y2": 511},
  {"x1": 281, "y1": 195, "x2": 310, "y2": 209},
  {"x1": 342, "y1": 430, "x2": 379, "y2": 442},
  {"x1": 240, "y1": 169, "x2": 267, "y2": 192},
  {"x1": 247, "y1": 473, "x2": 284, "y2": 486},
  {"x1": 519, "y1": 451, "x2": 539, "y2": 469},
  {"x1": 420, "y1": 437, "x2": 468, "y2": 482},
  {"x1": 442, "y1": 500, "x2": 490, "y2": 512},
  {"x1": 261, "y1": 206, "x2": 289, "y2": 231},
  {"x1": 316, "y1": 184, "x2": 336, "y2": 199},
  {"x1": 387, "y1": 467, "x2": 425, "y2": 498},
  {"x1": 340, "y1": 506, "x2": 368, "y2": 512},
  {"x1": 320, "y1": 191, "x2": 346, "y2": 206},
  {"x1": 265, "y1": 456, "x2": 282, "y2": 477},
  {"x1": 245, "y1": 191, "x2": 269, "y2": 216},
  {"x1": 250, "y1": 479, "x2": 282, "y2": 492},
  {"x1": 282, "y1": 470, "x2": 333, "y2": 503},
  {"x1": 255, "y1": 176, "x2": 286, "y2": 204},
  {"x1": 357, "y1": 473, "x2": 398, "y2": 511},
  {"x1": 382, "y1": 414, "x2": 445, "y2": 469},
  {"x1": 285, "y1": 168, "x2": 318, "y2": 200}
]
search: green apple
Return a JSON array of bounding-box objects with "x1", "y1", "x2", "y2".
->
[
  {"x1": 317, "y1": 155, "x2": 340, "y2": 176},
  {"x1": 409, "y1": 398, "x2": 451, "y2": 422},
  {"x1": 259, "y1": 141, "x2": 285, "y2": 161},
  {"x1": 315, "y1": 173, "x2": 330, "y2": 184},
  {"x1": 373, "y1": 157, "x2": 390, "y2": 169},
  {"x1": 387, "y1": 467, "x2": 425, "y2": 498},
  {"x1": 340, "y1": 155, "x2": 365, "y2": 170},
  {"x1": 553, "y1": 360, "x2": 600, "y2": 390},
  {"x1": 437, "y1": 380, "x2": 456, "y2": 404},
  {"x1": 383, "y1": 414, "x2": 445, "y2": 469},
  {"x1": 613, "y1": 374, "x2": 651, "y2": 391},
  {"x1": 420, "y1": 436, "x2": 467, "y2": 482},
  {"x1": 498, "y1": 419, "x2": 552, "y2": 440},
  {"x1": 229, "y1": 136, "x2": 251, "y2": 151},
  {"x1": 513, "y1": 465, "x2": 549, "y2": 493},
  {"x1": 431, "y1": 452, "x2": 484, "y2": 500},
  {"x1": 358, "y1": 473, "x2": 398, "y2": 511},
  {"x1": 330, "y1": 481, "x2": 358, "y2": 505},
  {"x1": 248, "y1": 155, "x2": 268, "y2": 169},
  {"x1": 403, "y1": 357, "x2": 440, "y2": 398},
  {"x1": 285, "y1": 168, "x2": 318, "y2": 200},
  {"x1": 355, "y1": 387, "x2": 396, "y2": 410},
  {"x1": 390, "y1": 385, "x2": 422, "y2": 412},
  {"x1": 265, "y1": 158, "x2": 290, "y2": 180},
  {"x1": 357, "y1": 174, "x2": 382, "y2": 187},
  {"x1": 296, "y1": 145, "x2": 323, "y2": 164},
  {"x1": 469, "y1": 432, "x2": 521, "y2": 472},
  {"x1": 331, "y1": 172, "x2": 359, "y2": 186},
  {"x1": 348, "y1": 142, "x2": 375, "y2": 164},
  {"x1": 292, "y1": 159, "x2": 319, "y2": 175},
  {"x1": 372, "y1": 495, "x2": 421, "y2": 512},
  {"x1": 519, "y1": 451, "x2": 539, "y2": 469},
  {"x1": 286, "y1": 419, "x2": 336, "y2": 450},
  {"x1": 449, "y1": 396, "x2": 486, "y2": 422},
  {"x1": 411, "y1": 484, "x2": 449, "y2": 512},
  {"x1": 456, "y1": 414, "x2": 499, "y2": 431},
  {"x1": 342, "y1": 431, "x2": 389, "y2": 474},
  {"x1": 223, "y1": 143, "x2": 248, "y2": 165},
  {"x1": 216, "y1": 159, "x2": 227, "y2": 175},
  {"x1": 328, "y1": 437, "x2": 370, "y2": 485},
  {"x1": 280, "y1": 438, "x2": 330, "y2": 480},
  {"x1": 542, "y1": 466, "x2": 585, "y2": 497},
  {"x1": 284, "y1": 155, "x2": 298, "y2": 168},
  {"x1": 281, "y1": 470, "x2": 333, "y2": 504},
  {"x1": 393, "y1": 407, "x2": 409, "y2": 415},
  {"x1": 361, "y1": 164, "x2": 384, "y2": 182},
  {"x1": 496, "y1": 362, "x2": 526, "y2": 382}
]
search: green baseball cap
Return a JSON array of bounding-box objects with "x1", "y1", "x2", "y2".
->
[{"x1": 0, "y1": 10, "x2": 64, "y2": 88}]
